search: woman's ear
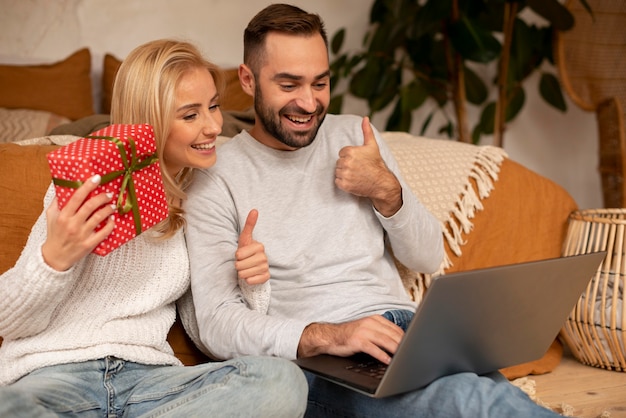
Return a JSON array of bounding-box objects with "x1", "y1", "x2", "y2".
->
[{"x1": 238, "y1": 64, "x2": 255, "y2": 96}]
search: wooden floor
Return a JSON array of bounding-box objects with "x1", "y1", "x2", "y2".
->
[{"x1": 530, "y1": 350, "x2": 626, "y2": 417}]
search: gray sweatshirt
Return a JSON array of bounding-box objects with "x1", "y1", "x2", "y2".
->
[{"x1": 185, "y1": 114, "x2": 444, "y2": 361}]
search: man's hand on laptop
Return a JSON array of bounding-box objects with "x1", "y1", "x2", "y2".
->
[{"x1": 297, "y1": 315, "x2": 404, "y2": 365}]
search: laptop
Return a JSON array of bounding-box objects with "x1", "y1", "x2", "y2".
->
[{"x1": 294, "y1": 252, "x2": 606, "y2": 398}]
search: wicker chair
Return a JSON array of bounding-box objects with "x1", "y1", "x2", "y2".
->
[{"x1": 555, "y1": 0, "x2": 626, "y2": 208}]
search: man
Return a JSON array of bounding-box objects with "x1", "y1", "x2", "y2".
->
[{"x1": 185, "y1": 4, "x2": 561, "y2": 417}]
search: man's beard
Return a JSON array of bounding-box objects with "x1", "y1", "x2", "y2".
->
[{"x1": 254, "y1": 84, "x2": 326, "y2": 149}]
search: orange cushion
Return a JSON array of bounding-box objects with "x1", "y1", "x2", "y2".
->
[
  {"x1": 501, "y1": 340, "x2": 564, "y2": 380},
  {"x1": 0, "y1": 143, "x2": 59, "y2": 349},
  {"x1": 221, "y1": 69, "x2": 253, "y2": 111},
  {"x1": 101, "y1": 53, "x2": 122, "y2": 114},
  {"x1": 0, "y1": 143, "x2": 60, "y2": 275},
  {"x1": 0, "y1": 49, "x2": 94, "y2": 121},
  {"x1": 445, "y1": 158, "x2": 578, "y2": 273},
  {"x1": 166, "y1": 320, "x2": 211, "y2": 365}
]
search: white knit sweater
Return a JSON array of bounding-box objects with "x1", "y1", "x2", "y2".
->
[{"x1": 0, "y1": 185, "x2": 205, "y2": 385}]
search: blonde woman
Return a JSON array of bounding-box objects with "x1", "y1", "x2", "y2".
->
[{"x1": 0, "y1": 39, "x2": 306, "y2": 417}]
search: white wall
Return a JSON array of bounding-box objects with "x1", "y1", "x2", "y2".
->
[{"x1": 0, "y1": 0, "x2": 603, "y2": 209}]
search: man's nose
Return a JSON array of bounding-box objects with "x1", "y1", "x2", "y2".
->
[{"x1": 295, "y1": 87, "x2": 318, "y2": 113}]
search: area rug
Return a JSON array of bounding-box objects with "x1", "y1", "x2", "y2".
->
[{"x1": 511, "y1": 376, "x2": 612, "y2": 417}]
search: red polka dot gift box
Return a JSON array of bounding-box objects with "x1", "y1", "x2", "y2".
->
[{"x1": 46, "y1": 124, "x2": 169, "y2": 256}]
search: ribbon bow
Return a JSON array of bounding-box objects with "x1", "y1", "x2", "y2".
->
[{"x1": 52, "y1": 135, "x2": 159, "y2": 236}]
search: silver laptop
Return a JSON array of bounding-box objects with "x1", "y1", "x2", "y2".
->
[{"x1": 294, "y1": 252, "x2": 606, "y2": 398}]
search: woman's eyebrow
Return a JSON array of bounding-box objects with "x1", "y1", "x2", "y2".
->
[
  {"x1": 176, "y1": 103, "x2": 201, "y2": 112},
  {"x1": 176, "y1": 93, "x2": 220, "y2": 112}
]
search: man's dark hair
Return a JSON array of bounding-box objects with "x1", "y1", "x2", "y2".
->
[{"x1": 243, "y1": 3, "x2": 328, "y2": 74}]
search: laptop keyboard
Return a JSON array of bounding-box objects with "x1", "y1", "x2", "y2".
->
[{"x1": 345, "y1": 358, "x2": 388, "y2": 380}]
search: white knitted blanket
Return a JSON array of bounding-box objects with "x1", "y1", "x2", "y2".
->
[{"x1": 381, "y1": 132, "x2": 508, "y2": 303}]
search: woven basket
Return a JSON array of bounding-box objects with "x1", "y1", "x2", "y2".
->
[{"x1": 560, "y1": 209, "x2": 626, "y2": 371}]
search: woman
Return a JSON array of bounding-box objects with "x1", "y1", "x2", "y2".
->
[{"x1": 0, "y1": 39, "x2": 306, "y2": 417}]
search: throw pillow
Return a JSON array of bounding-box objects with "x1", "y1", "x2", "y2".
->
[
  {"x1": 0, "y1": 108, "x2": 70, "y2": 143},
  {"x1": 101, "y1": 53, "x2": 122, "y2": 114},
  {"x1": 221, "y1": 68, "x2": 253, "y2": 111},
  {"x1": 0, "y1": 49, "x2": 94, "y2": 120}
]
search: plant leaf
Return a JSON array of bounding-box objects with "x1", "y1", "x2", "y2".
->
[
  {"x1": 527, "y1": 0, "x2": 574, "y2": 31},
  {"x1": 471, "y1": 0, "x2": 504, "y2": 32},
  {"x1": 369, "y1": 0, "x2": 389, "y2": 24},
  {"x1": 505, "y1": 85, "x2": 526, "y2": 122},
  {"x1": 479, "y1": 101, "x2": 496, "y2": 135},
  {"x1": 346, "y1": 54, "x2": 365, "y2": 74},
  {"x1": 449, "y1": 16, "x2": 502, "y2": 63},
  {"x1": 576, "y1": 0, "x2": 594, "y2": 19},
  {"x1": 328, "y1": 95, "x2": 344, "y2": 115},
  {"x1": 438, "y1": 121, "x2": 454, "y2": 138},
  {"x1": 464, "y1": 65, "x2": 488, "y2": 105},
  {"x1": 539, "y1": 72, "x2": 567, "y2": 112},
  {"x1": 509, "y1": 18, "x2": 534, "y2": 82},
  {"x1": 409, "y1": 0, "x2": 450, "y2": 39},
  {"x1": 329, "y1": 74, "x2": 340, "y2": 95},
  {"x1": 348, "y1": 58, "x2": 383, "y2": 99},
  {"x1": 471, "y1": 124, "x2": 482, "y2": 145},
  {"x1": 368, "y1": 23, "x2": 395, "y2": 53},
  {"x1": 402, "y1": 79, "x2": 429, "y2": 111},
  {"x1": 420, "y1": 111, "x2": 434, "y2": 136},
  {"x1": 331, "y1": 28, "x2": 345, "y2": 55},
  {"x1": 329, "y1": 54, "x2": 347, "y2": 78},
  {"x1": 386, "y1": 98, "x2": 412, "y2": 132},
  {"x1": 369, "y1": 67, "x2": 401, "y2": 112}
]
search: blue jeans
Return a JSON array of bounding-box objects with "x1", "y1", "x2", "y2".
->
[
  {"x1": 305, "y1": 309, "x2": 560, "y2": 417},
  {"x1": 0, "y1": 356, "x2": 307, "y2": 417}
]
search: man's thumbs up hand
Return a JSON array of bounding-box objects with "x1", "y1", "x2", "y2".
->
[
  {"x1": 334, "y1": 117, "x2": 403, "y2": 217},
  {"x1": 335, "y1": 117, "x2": 386, "y2": 197},
  {"x1": 235, "y1": 209, "x2": 270, "y2": 285}
]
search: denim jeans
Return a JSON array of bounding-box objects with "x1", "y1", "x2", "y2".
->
[
  {"x1": 0, "y1": 356, "x2": 307, "y2": 417},
  {"x1": 305, "y1": 309, "x2": 560, "y2": 418}
]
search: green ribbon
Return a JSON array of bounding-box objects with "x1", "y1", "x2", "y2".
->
[{"x1": 52, "y1": 135, "x2": 159, "y2": 236}]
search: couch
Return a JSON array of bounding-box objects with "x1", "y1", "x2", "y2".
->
[{"x1": 0, "y1": 48, "x2": 578, "y2": 379}]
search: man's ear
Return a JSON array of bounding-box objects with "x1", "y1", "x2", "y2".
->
[{"x1": 238, "y1": 64, "x2": 255, "y2": 96}]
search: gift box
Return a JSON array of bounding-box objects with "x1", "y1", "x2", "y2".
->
[{"x1": 47, "y1": 124, "x2": 169, "y2": 255}]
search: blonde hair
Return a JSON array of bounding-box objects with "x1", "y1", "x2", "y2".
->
[{"x1": 110, "y1": 39, "x2": 223, "y2": 238}]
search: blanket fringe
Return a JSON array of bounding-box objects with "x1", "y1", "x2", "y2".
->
[{"x1": 399, "y1": 145, "x2": 507, "y2": 304}]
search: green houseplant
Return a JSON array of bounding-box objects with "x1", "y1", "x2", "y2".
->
[{"x1": 329, "y1": 0, "x2": 591, "y2": 145}]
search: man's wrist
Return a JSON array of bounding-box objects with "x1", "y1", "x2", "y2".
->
[
  {"x1": 372, "y1": 176, "x2": 403, "y2": 217},
  {"x1": 297, "y1": 322, "x2": 331, "y2": 358}
]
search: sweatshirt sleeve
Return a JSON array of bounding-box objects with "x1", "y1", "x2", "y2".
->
[
  {"x1": 372, "y1": 128, "x2": 444, "y2": 275},
  {"x1": 0, "y1": 185, "x2": 83, "y2": 340},
  {"x1": 185, "y1": 170, "x2": 308, "y2": 360}
]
